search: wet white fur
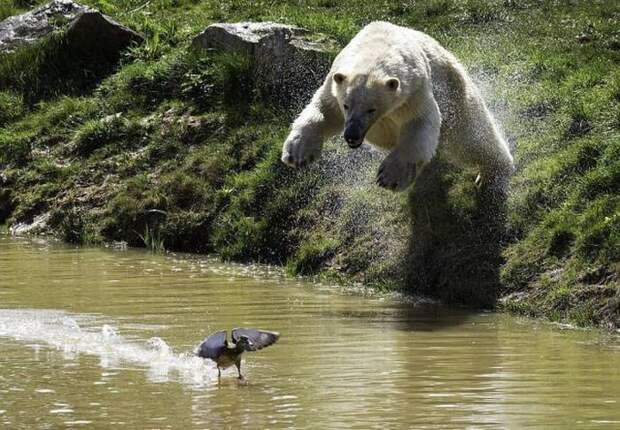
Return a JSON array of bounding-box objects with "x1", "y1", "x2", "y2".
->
[{"x1": 281, "y1": 21, "x2": 514, "y2": 191}]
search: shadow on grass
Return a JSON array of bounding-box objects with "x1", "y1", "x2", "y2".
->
[
  {"x1": 404, "y1": 159, "x2": 509, "y2": 309},
  {"x1": 0, "y1": 26, "x2": 140, "y2": 106}
]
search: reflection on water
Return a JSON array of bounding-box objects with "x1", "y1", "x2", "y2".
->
[{"x1": 0, "y1": 236, "x2": 619, "y2": 429}]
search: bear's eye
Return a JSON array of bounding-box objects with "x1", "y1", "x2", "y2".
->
[
  {"x1": 343, "y1": 104, "x2": 349, "y2": 110},
  {"x1": 367, "y1": 109, "x2": 377, "y2": 114}
]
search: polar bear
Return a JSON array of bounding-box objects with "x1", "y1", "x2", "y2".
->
[{"x1": 281, "y1": 21, "x2": 514, "y2": 191}]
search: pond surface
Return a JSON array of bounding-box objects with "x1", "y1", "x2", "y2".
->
[{"x1": 0, "y1": 236, "x2": 619, "y2": 429}]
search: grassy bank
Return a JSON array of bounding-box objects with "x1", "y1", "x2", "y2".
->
[{"x1": 0, "y1": 0, "x2": 618, "y2": 328}]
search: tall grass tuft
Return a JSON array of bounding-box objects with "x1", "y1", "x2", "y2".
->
[{"x1": 138, "y1": 225, "x2": 165, "y2": 254}]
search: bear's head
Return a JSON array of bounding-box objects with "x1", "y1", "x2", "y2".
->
[{"x1": 332, "y1": 72, "x2": 402, "y2": 148}]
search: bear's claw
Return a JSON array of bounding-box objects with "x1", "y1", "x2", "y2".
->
[
  {"x1": 376, "y1": 175, "x2": 399, "y2": 191},
  {"x1": 281, "y1": 133, "x2": 321, "y2": 168},
  {"x1": 376, "y1": 157, "x2": 416, "y2": 191},
  {"x1": 282, "y1": 152, "x2": 315, "y2": 168}
]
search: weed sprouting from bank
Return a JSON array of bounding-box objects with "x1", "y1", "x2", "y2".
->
[{"x1": 138, "y1": 225, "x2": 165, "y2": 254}]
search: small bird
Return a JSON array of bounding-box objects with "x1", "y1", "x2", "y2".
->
[{"x1": 197, "y1": 328, "x2": 280, "y2": 379}]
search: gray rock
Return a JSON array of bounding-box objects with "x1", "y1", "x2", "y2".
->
[
  {"x1": 0, "y1": 0, "x2": 142, "y2": 56},
  {"x1": 65, "y1": 11, "x2": 143, "y2": 61},
  {"x1": 10, "y1": 212, "x2": 51, "y2": 236},
  {"x1": 193, "y1": 22, "x2": 337, "y2": 109},
  {"x1": 0, "y1": 0, "x2": 87, "y2": 53}
]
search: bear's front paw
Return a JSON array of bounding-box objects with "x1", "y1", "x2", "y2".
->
[
  {"x1": 376, "y1": 156, "x2": 416, "y2": 191},
  {"x1": 281, "y1": 133, "x2": 321, "y2": 168}
]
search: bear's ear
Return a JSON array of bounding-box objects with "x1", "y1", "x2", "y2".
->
[
  {"x1": 333, "y1": 73, "x2": 346, "y2": 84},
  {"x1": 386, "y1": 78, "x2": 400, "y2": 91}
]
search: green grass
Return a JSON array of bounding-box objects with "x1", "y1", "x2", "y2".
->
[
  {"x1": 0, "y1": 0, "x2": 618, "y2": 328},
  {"x1": 0, "y1": 29, "x2": 121, "y2": 105},
  {"x1": 0, "y1": 90, "x2": 25, "y2": 126},
  {"x1": 138, "y1": 225, "x2": 166, "y2": 253}
]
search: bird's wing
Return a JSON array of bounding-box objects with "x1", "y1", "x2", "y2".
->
[
  {"x1": 197, "y1": 330, "x2": 227, "y2": 360},
  {"x1": 232, "y1": 328, "x2": 280, "y2": 351}
]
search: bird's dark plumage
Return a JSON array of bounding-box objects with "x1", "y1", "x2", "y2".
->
[
  {"x1": 231, "y1": 328, "x2": 279, "y2": 351},
  {"x1": 197, "y1": 330, "x2": 227, "y2": 361},
  {"x1": 197, "y1": 328, "x2": 280, "y2": 379}
]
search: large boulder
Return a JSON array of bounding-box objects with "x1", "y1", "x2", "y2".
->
[
  {"x1": 0, "y1": 1, "x2": 143, "y2": 103},
  {"x1": 0, "y1": 0, "x2": 88, "y2": 53},
  {"x1": 192, "y1": 22, "x2": 337, "y2": 110},
  {"x1": 0, "y1": 0, "x2": 142, "y2": 58},
  {"x1": 65, "y1": 11, "x2": 143, "y2": 62}
]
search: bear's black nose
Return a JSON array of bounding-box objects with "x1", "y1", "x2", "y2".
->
[{"x1": 344, "y1": 120, "x2": 364, "y2": 148}]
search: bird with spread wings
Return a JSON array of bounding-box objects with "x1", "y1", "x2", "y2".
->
[{"x1": 197, "y1": 328, "x2": 280, "y2": 379}]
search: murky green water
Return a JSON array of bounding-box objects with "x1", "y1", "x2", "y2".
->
[{"x1": 0, "y1": 236, "x2": 619, "y2": 429}]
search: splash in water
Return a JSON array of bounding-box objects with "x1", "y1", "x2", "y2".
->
[{"x1": 0, "y1": 309, "x2": 214, "y2": 386}]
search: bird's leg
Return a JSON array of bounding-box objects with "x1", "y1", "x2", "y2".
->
[
  {"x1": 217, "y1": 367, "x2": 221, "y2": 379},
  {"x1": 235, "y1": 360, "x2": 244, "y2": 380}
]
